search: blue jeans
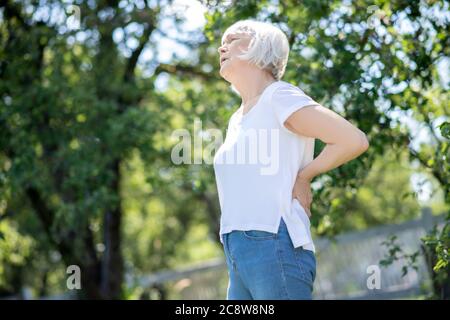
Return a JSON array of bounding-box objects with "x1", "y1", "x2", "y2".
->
[{"x1": 222, "y1": 217, "x2": 316, "y2": 300}]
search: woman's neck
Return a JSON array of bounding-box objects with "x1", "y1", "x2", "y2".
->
[{"x1": 234, "y1": 74, "x2": 277, "y2": 107}]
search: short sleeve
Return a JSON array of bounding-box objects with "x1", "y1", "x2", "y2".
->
[{"x1": 270, "y1": 83, "x2": 320, "y2": 129}]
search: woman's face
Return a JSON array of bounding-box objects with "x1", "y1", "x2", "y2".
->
[{"x1": 217, "y1": 32, "x2": 252, "y2": 81}]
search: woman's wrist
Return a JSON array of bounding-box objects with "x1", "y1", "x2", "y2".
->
[{"x1": 297, "y1": 169, "x2": 313, "y2": 182}]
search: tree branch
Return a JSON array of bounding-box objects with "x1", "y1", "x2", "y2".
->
[
  {"x1": 154, "y1": 63, "x2": 217, "y2": 81},
  {"x1": 124, "y1": 21, "x2": 155, "y2": 83}
]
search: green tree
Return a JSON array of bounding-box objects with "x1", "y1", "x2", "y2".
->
[{"x1": 0, "y1": 0, "x2": 448, "y2": 299}]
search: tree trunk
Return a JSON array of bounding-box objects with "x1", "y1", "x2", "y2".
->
[{"x1": 100, "y1": 159, "x2": 124, "y2": 299}]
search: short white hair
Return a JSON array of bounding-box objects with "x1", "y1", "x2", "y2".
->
[{"x1": 221, "y1": 19, "x2": 290, "y2": 81}]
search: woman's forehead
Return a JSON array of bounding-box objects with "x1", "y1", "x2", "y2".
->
[{"x1": 221, "y1": 31, "x2": 249, "y2": 44}]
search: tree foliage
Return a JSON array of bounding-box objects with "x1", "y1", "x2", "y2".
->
[{"x1": 0, "y1": 0, "x2": 448, "y2": 299}]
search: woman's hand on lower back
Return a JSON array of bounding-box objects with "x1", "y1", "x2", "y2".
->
[{"x1": 292, "y1": 172, "x2": 313, "y2": 218}]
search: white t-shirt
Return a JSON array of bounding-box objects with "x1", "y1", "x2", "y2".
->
[{"x1": 213, "y1": 80, "x2": 320, "y2": 252}]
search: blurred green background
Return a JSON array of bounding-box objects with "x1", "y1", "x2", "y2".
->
[{"x1": 0, "y1": 0, "x2": 448, "y2": 299}]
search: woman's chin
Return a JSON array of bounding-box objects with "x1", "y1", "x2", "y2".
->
[
  {"x1": 219, "y1": 63, "x2": 228, "y2": 72},
  {"x1": 219, "y1": 67, "x2": 231, "y2": 79}
]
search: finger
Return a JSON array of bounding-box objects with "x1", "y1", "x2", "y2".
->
[{"x1": 306, "y1": 208, "x2": 312, "y2": 218}]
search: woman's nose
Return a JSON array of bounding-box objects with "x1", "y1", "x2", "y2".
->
[{"x1": 218, "y1": 45, "x2": 227, "y2": 54}]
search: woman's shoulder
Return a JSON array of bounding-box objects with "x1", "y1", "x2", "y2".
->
[
  {"x1": 273, "y1": 80, "x2": 305, "y2": 94},
  {"x1": 269, "y1": 81, "x2": 309, "y2": 104}
]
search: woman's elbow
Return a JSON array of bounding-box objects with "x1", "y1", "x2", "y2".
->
[
  {"x1": 344, "y1": 134, "x2": 369, "y2": 160},
  {"x1": 346, "y1": 132, "x2": 369, "y2": 153},
  {"x1": 358, "y1": 132, "x2": 370, "y2": 152}
]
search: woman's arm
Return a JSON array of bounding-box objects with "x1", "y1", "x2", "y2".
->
[
  {"x1": 288, "y1": 104, "x2": 369, "y2": 217},
  {"x1": 285, "y1": 104, "x2": 369, "y2": 182}
]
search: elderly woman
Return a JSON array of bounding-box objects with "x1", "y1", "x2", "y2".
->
[{"x1": 213, "y1": 20, "x2": 369, "y2": 300}]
